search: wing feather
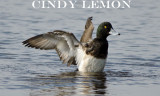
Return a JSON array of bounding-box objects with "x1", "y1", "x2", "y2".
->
[
  {"x1": 22, "y1": 30, "x2": 81, "y2": 66},
  {"x1": 80, "y1": 17, "x2": 94, "y2": 43}
]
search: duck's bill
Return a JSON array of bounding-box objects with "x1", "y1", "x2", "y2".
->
[{"x1": 109, "y1": 28, "x2": 120, "y2": 35}]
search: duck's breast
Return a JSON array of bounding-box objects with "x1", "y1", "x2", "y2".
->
[{"x1": 76, "y1": 48, "x2": 106, "y2": 72}]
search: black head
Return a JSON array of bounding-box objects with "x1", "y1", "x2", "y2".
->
[{"x1": 96, "y1": 22, "x2": 120, "y2": 39}]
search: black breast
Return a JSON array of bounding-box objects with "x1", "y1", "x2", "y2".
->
[{"x1": 85, "y1": 38, "x2": 108, "y2": 59}]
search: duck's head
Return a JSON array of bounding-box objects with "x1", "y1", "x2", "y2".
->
[{"x1": 97, "y1": 22, "x2": 120, "y2": 39}]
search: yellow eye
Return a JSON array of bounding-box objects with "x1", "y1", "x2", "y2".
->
[{"x1": 104, "y1": 26, "x2": 107, "y2": 29}]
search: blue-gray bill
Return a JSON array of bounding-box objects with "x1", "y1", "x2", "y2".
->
[{"x1": 109, "y1": 28, "x2": 120, "y2": 35}]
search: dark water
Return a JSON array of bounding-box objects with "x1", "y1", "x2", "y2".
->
[{"x1": 0, "y1": 0, "x2": 160, "y2": 96}]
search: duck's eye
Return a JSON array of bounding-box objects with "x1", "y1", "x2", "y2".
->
[{"x1": 104, "y1": 26, "x2": 107, "y2": 29}]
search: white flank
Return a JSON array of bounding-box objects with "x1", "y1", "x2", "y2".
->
[{"x1": 76, "y1": 47, "x2": 106, "y2": 72}]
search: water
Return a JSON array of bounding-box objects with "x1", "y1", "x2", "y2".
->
[{"x1": 0, "y1": 0, "x2": 160, "y2": 96}]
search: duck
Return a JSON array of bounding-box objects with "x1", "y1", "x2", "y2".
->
[{"x1": 22, "y1": 17, "x2": 120, "y2": 72}]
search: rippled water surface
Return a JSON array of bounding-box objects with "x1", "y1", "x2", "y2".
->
[{"x1": 0, "y1": 0, "x2": 160, "y2": 96}]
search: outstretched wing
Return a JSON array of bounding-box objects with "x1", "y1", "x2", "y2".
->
[
  {"x1": 22, "y1": 30, "x2": 81, "y2": 66},
  {"x1": 80, "y1": 17, "x2": 94, "y2": 43}
]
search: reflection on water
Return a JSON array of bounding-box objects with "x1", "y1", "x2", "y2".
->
[
  {"x1": 29, "y1": 71, "x2": 134, "y2": 96},
  {"x1": 30, "y1": 72, "x2": 107, "y2": 96}
]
